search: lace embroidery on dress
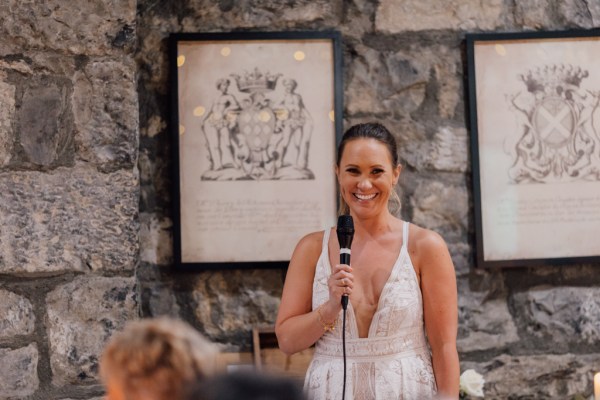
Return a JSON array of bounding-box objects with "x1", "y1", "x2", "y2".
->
[{"x1": 304, "y1": 222, "x2": 437, "y2": 400}]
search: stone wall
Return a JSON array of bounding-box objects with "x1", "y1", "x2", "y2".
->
[
  {"x1": 1, "y1": 0, "x2": 600, "y2": 399},
  {"x1": 0, "y1": 0, "x2": 139, "y2": 399},
  {"x1": 137, "y1": 1, "x2": 600, "y2": 399}
]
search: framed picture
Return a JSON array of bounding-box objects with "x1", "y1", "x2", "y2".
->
[
  {"x1": 170, "y1": 31, "x2": 343, "y2": 270},
  {"x1": 466, "y1": 30, "x2": 600, "y2": 268}
]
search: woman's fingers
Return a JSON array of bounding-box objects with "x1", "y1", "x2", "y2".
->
[{"x1": 328, "y1": 264, "x2": 354, "y2": 293}]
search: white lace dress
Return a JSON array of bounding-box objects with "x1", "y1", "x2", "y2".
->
[{"x1": 304, "y1": 222, "x2": 437, "y2": 400}]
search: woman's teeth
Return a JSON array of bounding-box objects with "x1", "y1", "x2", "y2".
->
[{"x1": 354, "y1": 193, "x2": 376, "y2": 200}]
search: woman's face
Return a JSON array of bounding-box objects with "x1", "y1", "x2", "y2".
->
[{"x1": 336, "y1": 138, "x2": 400, "y2": 219}]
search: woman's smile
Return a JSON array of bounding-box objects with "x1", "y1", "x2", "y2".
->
[{"x1": 354, "y1": 192, "x2": 378, "y2": 201}]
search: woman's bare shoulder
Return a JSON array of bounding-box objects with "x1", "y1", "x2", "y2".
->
[
  {"x1": 290, "y1": 230, "x2": 326, "y2": 263},
  {"x1": 407, "y1": 223, "x2": 450, "y2": 269},
  {"x1": 297, "y1": 230, "x2": 325, "y2": 249},
  {"x1": 408, "y1": 223, "x2": 447, "y2": 250}
]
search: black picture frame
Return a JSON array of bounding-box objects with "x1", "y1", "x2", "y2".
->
[
  {"x1": 170, "y1": 31, "x2": 343, "y2": 270},
  {"x1": 466, "y1": 29, "x2": 600, "y2": 268}
]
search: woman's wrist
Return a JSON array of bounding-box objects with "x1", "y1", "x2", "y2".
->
[
  {"x1": 318, "y1": 300, "x2": 341, "y2": 322},
  {"x1": 316, "y1": 304, "x2": 337, "y2": 332}
]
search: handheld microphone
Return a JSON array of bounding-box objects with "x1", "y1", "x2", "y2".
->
[
  {"x1": 337, "y1": 215, "x2": 354, "y2": 400},
  {"x1": 336, "y1": 215, "x2": 354, "y2": 311}
]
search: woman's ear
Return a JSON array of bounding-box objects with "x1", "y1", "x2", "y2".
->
[{"x1": 393, "y1": 164, "x2": 402, "y2": 186}]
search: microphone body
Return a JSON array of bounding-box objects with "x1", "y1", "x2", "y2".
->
[
  {"x1": 336, "y1": 215, "x2": 354, "y2": 310},
  {"x1": 340, "y1": 252, "x2": 350, "y2": 266}
]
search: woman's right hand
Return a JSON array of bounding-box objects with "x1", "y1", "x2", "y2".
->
[{"x1": 327, "y1": 263, "x2": 354, "y2": 306}]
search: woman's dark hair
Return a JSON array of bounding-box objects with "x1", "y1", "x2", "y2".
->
[{"x1": 337, "y1": 123, "x2": 399, "y2": 167}]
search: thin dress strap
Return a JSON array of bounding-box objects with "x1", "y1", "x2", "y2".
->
[
  {"x1": 322, "y1": 228, "x2": 331, "y2": 249},
  {"x1": 403, "y1": 221, "x2": 409, "y2": 249}
]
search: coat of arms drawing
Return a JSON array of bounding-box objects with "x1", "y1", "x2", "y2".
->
[
  {"x1": 508, "y1": 64, "x2": 600, "y2": 183},
  {"x1": 200, "y1": 67, "x2": 314, "y2": 181}
]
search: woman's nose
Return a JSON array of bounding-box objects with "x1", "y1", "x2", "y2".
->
[{"x1": 357, "y1": 177, "x2": 372, "y2": 190}]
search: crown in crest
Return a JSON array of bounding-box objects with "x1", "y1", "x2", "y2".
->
[
  {"x1": 231, "y1": 68, "x2": 281, "y2": 93},
  {"x1": 519, "y1": 64, "x2": 589, "y2": 95}
]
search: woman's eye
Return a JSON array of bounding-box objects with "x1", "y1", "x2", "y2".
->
[
  {"x1": 372, "y1": 168, "x2": 384, "y2": 174},
  {"x1": 346, "y1": 168, "x2": 359, "y2": 174}
]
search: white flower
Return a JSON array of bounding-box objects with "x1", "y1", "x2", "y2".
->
[{"x1": 460, "y1": 369, "x2": 485, "y2": 398}]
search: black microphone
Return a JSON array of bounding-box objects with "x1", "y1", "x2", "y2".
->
[{"x1": 336, "y1": 215, "x2": 354, "y2": 310}]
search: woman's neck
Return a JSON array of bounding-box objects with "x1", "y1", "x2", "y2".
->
[{"x1": 350, "y1": 210, "x2": 398, "y2": 238}]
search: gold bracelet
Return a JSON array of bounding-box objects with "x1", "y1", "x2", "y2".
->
[{"x1": 316, "y1": 304, "x2": 337, "y2": 332}]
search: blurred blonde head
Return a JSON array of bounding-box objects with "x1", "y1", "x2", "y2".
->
[{"x1": 100, "y1": 317, "x2": 219, "y2": 400}]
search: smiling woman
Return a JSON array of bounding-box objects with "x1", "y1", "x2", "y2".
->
[{"x1": 275, "y1": 123, "x2": 459, "y2": 400}]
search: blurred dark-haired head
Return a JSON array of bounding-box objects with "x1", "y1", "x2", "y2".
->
[{"x1": 185, "y1": 370, "x2": 306, "y2": 400}]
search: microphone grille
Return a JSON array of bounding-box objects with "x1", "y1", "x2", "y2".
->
[{"x1": 337, "y1": 215, "x2": 354, "y2": 232}]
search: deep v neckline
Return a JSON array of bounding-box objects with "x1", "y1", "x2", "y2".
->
[{"x1": 325, "y1": 223, "x2": 407, "y2": 339}]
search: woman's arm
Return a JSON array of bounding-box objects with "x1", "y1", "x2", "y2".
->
[
  {"x1": 275, "y1": 231, "x2": 352, "y2": 355},
  {"x1": 412, "y1": 228, "x2": 459, "y2": 398}
]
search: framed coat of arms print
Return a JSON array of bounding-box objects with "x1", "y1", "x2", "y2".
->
[
  {"x1": 170, "y1": 31, "x2": 343, "y2": 270},
  {"x1": 467, "y1": 30, "x2": 600, "y2": 268}
]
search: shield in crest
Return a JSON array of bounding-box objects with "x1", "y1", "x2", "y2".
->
[
  {"x1": 238, "y1": 107, "x2": 276, "y2": 152},
  {"x1": 533, "y1": 96, "x2": 575, "y2": 148}
]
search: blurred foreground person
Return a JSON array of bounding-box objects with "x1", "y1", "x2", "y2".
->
[
  {"x1": 185, "y1": 370, "x2": 306, "y2": 400},
  {"x1": 100, "y1": 317, "x2": 219, "y2": 400}
]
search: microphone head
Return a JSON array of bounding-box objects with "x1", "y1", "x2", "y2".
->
[{"x1": 336, "y1": 214, "x2": 354, "y2": 249}]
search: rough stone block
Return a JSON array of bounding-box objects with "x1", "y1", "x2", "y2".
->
[
  {"x1": 0, "y1": 0, "x2": 136, "y2": 55},
  {"x1": 340, "y1": 0, "x2": 376, "y2": 39},
  {"x1": 0, "y1": 344, "x2": 39, "y2": 398},
  {"x1": 192, "y1": 269, "x2": 283, "y2": 342},
  {"x1": 461, "y1": 353, "x2": 599, "y2": 399},
  {"x1": 410, "y1": 180, "x2": 468, "y2": 242},
  {"x1": 17, "y1": 80, "x2": 74, "y2": 167},
  {"x1": 139, "y1": 213, "x2": 173, "y2": 266},
  {"x1": 0, "y1": 289, "x2": 35, "y2": 338},
  {"x1": 514, "y1": 0, "x2": 559, "y2": 29},
  {"x1": 139, "y1": 148, "x2": 172, "y2": 213},
  {"x1": 136, "y1": 22, "x2": 173, "y2": 91},
  {"x1": 560, "y1": 0, "x2": 600, "y2": 28},
  {"x1": 346, "y1": 43, "x2": 461, "y2": 119},
  {"x1": 345, "y1": 45, "x2": 427, "y2": 115},
  {"x1": 140, "y1": 284, "x2": 181, "y2": 319},
  {"x1": 433, "y1": 53, "x2": 462, "y2": 119},
  {"x1": 72, "y1": 59, "x2": 138, "y2": 171},
  {"x1": 425, "y1": 126, "x2": 468, "y2": 173},
  {"x1": 0, "y1": 80, "x2": 15, "y2": 166},
  {"x1": 375, "y1": 0, "x2": 505, "y2": 32},
  {"x1": 47, "y1": 276, "x2": 137, "y2": 385},
  {"x1": 401, "y1": 126, "x2": 467, "y2": 173},
  {"x1": 0, "y1": 167, "x2": 138, "y2": 275},
  {"x1": 61, "y1": 398, "x2": 104, "y2": 400},
  {"x1": 513, "y1": 286, "x2": 600, "y2": 349},
  {"x1": 448, "y1": 242, "x2": 471, "y2": 277},
  {"x1": 141, "y1": 115, "x2": 167, "y2": 139},
  {"x1": 457, "y1": 279, "x2": 519, "y2": 352},
  {"x1": 137, "y1": 263, "x2": 181, "y2": 318},
  {"x1": 178, "y1": 0, "x2": 342, "y2": 31}
]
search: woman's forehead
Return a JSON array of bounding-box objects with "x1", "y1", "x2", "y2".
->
[{"x1": 340, "y1": 138, "x2": 393, "y2": 164}]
